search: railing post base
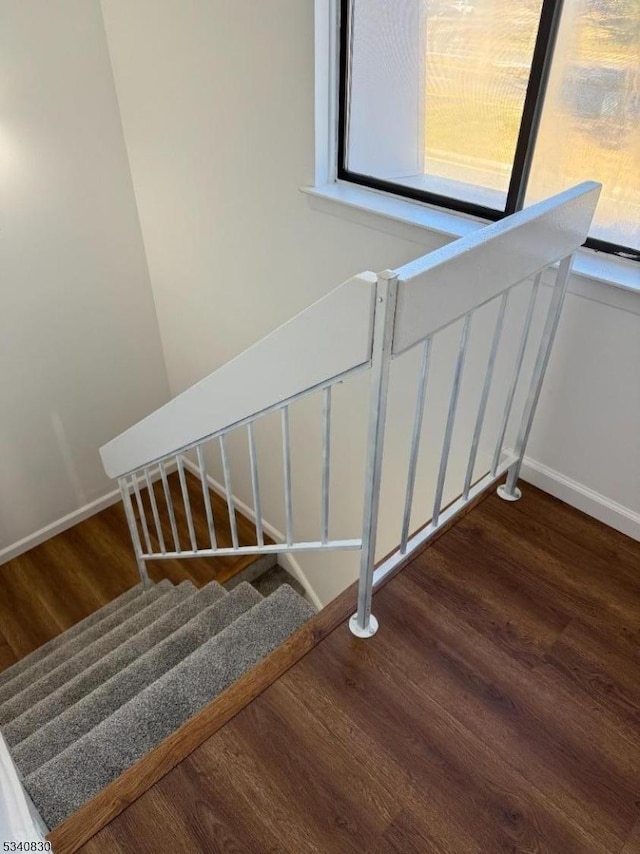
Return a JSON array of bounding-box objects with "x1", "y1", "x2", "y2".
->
[
  {"x1": 497, "y1": 484, "x2": 522, "y2": 502},
  {"x1": 349, "y1": 614, "x2": 379, "y2": 639}
]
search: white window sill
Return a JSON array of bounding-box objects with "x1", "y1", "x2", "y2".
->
[{"x1": 301, "y1": 181, "x2": 640, "y2": 312}]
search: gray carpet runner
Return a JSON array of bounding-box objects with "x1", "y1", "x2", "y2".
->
[
  {"x1": 0, "y1": 570, "x2": 314, "y2": 831},
  {"x1": 0, "y1": 580, "x2": 184, "y2": 725},
  {"x1": 0, "y1": 583, "x2": 144, "y2": 692},
  {"x1": 0, "y1": 580, "x2": 173, "y2": 712},
  {"x1": 4, "y1": 580, "x2": 220, "y2": 749},
  {"x1": 12, "y1": 583, "x2": 260, "y2": 773}
]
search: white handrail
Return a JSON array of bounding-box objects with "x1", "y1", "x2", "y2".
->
[
  {"x1": 100, "y1": 273, "x2": 376, "y2": 479},
  {"x1": 392, "y1": 181, "x2": 601, "y2": 354},
  {"x1": 100, "y1": 183, "x2": 601, "y2": 636}
]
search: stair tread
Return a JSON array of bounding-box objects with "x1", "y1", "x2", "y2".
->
[
  {"x1": 26, "y1": 585, "x2": 315, "y2": 829},
  {"x1": 0, "y1": 580, "x2": 181, "y2": 725},
  {"x1": 5, "y1": 581, "x2": 227, "y2": 750},
  {"x1": 0, "y1": 583, "x2": 145, "y2": 692},
  {"x1": 12, "y1": 582, "x2": 259, "y2": 775},
  {"x1": 223, "y1": 552, "x2": 278, "y2": 590},
  {"x1": 251, "y1": 564, "x2": 306, "y2": 598}
]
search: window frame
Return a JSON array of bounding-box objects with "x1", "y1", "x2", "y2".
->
[{"x1": 336, "y1": 0, "x2": 640, "y2": 262}]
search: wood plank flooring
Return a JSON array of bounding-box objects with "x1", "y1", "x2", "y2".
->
[
  {"x1": 622, "y1": 821, "x2": 640, "y2": 854},
  {"x1": 0, "y1": 471, "x2": 270, "y2": 666},
  {"x1": 78, "y1": 485, "x2": 640, "y2": 854}
]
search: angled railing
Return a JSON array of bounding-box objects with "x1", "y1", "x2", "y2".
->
[
  {"x1": 100, "y1": 272, "x2": 378, "y2": 584},
  {"x1": 100, "y1": 182, "x2": 601, "y2": 638}
]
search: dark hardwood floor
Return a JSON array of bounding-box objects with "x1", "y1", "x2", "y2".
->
[
  {"x1": 623, "y1": 821, "x2": 640, "y2": 854},
  {"x1": 0, "y1": 471, "x2": 270, "y2": 666},
  {"x1": 77, "y1": 484, "x2": 640, "y2": 854}
]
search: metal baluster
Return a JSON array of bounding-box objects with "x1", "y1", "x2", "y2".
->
[
  {"x1": 219, "y1": 434, "x2": 239, "y2": 550},
  {"x1": 176, "y1": 455, "x2": 198, "y2": 551},
  {"x1": 500, "y1": 255, "x2": 574, "y2": 500},
  {"x1": 196, "y1": 445, "x2": 217, "y2": 549},
  {"x1": 119, "y1": 477, "x2": 150, "y2": 589},
  {"x1": 281, "y1": 406, "x2": 294, "y2": 546},
  {"x1": 159, "y1": 461, "x2": 181, "y2": 553},
  {"x1": 247, "y1": 422, "x2": 264, "y2": 547},
  {"x1": 462, "y1": 290, "x2": 509, "y2": 500},
  {"x1": 432, "y1": 312, "x2": 472, "y2": 527},
  {"x1": 321, "y1": 387, "x2": 332, "y2": 544},
  {"x1": 144, "y1": 467, "x2": 166, "y2": 553},
  {"x1": 350, "y1": 271, "x2": 398, "y2": 639},
  {"x1": 491, "y1": 273, "x2": 541, "y2": 476},
  {"x1": 400, "y1": 337, "x2": 432, "y2": 554},
  {"x1": 131, "y1": 472, "x2": 152, "y2": 554}
]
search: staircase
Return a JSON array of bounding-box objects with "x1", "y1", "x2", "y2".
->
[
  {"x1": 0, "y1": 182, "x2": 600, "y2": 845},
  {"x1": 0, "y1": 575, "x2": 313, "y2": 830}
]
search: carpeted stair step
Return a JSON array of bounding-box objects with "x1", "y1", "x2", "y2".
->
[
  {"x1": 0, "y1": 581, "x2": 171, "y2": 710},
  {"x1": 26, "y1": 584, "x2": 315, "y2": 828},
  {"x1": 12, "y1": 583, "x2": 261, "y2": 774},
  {"x1": 0, "y1": 583, "x2": 145, "y2": 693},
  {"x1": 5, "y1": 581, "x2": 228, "y2": 749},
  {"x1": 0, "y1": 580, "x2": 181, "y2": 725},
  {"x1": 251, "y1": 564, "x2": 306, "y2": 598},
  {"x1": 226, "y1": 555, "x2": 307, "y2": 600},
  {"x1": 223, "y1": 553, "x2": 278, "y2": 590}
]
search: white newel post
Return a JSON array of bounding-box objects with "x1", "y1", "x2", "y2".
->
[{"x1": 350, "y1": 270, "x2": 399, "y2": 638}]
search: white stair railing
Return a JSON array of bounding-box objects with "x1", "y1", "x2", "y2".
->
[
  {"x1": 100, "y1": 182, "x2": 601, "y2": 638},
  {"x1": 101, "y1": 271, "x2": 378, "y2": 587}
]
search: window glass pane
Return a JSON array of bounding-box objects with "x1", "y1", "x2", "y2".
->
[
  {"x1": 421, "y1": 0, "x2": 543, "y2": 207},
  {"x1": 526, "y1": 0, "x2": 640, "y2": 251},
  {"x1": 345, "y1": 0, "x2": 543, "y2": 210}
]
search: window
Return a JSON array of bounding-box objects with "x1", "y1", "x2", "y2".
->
[{"x1": 338, "y1": 0, "x2": 639, "y2": 260}]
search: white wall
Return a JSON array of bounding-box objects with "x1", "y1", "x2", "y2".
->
[
  {"x1": 100, "y1": 0, "x2": 640, "y2": 604},
  {"x1": 0, "y1": 1, "x2": 170, "y2": 555},
  {"x1": 522, "y1": 281, "x2": 640, "y2": 531}
]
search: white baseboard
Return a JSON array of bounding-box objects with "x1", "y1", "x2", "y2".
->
[
  {"x1": 519, "y1": 455, "x2": 640, "y2": 542},
  {"x1": 181, "y1": 457, "x2": 324, "y2": 610},
  {"x1": 0, "y1": 489, "x2": 122, "y2": 567}
]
